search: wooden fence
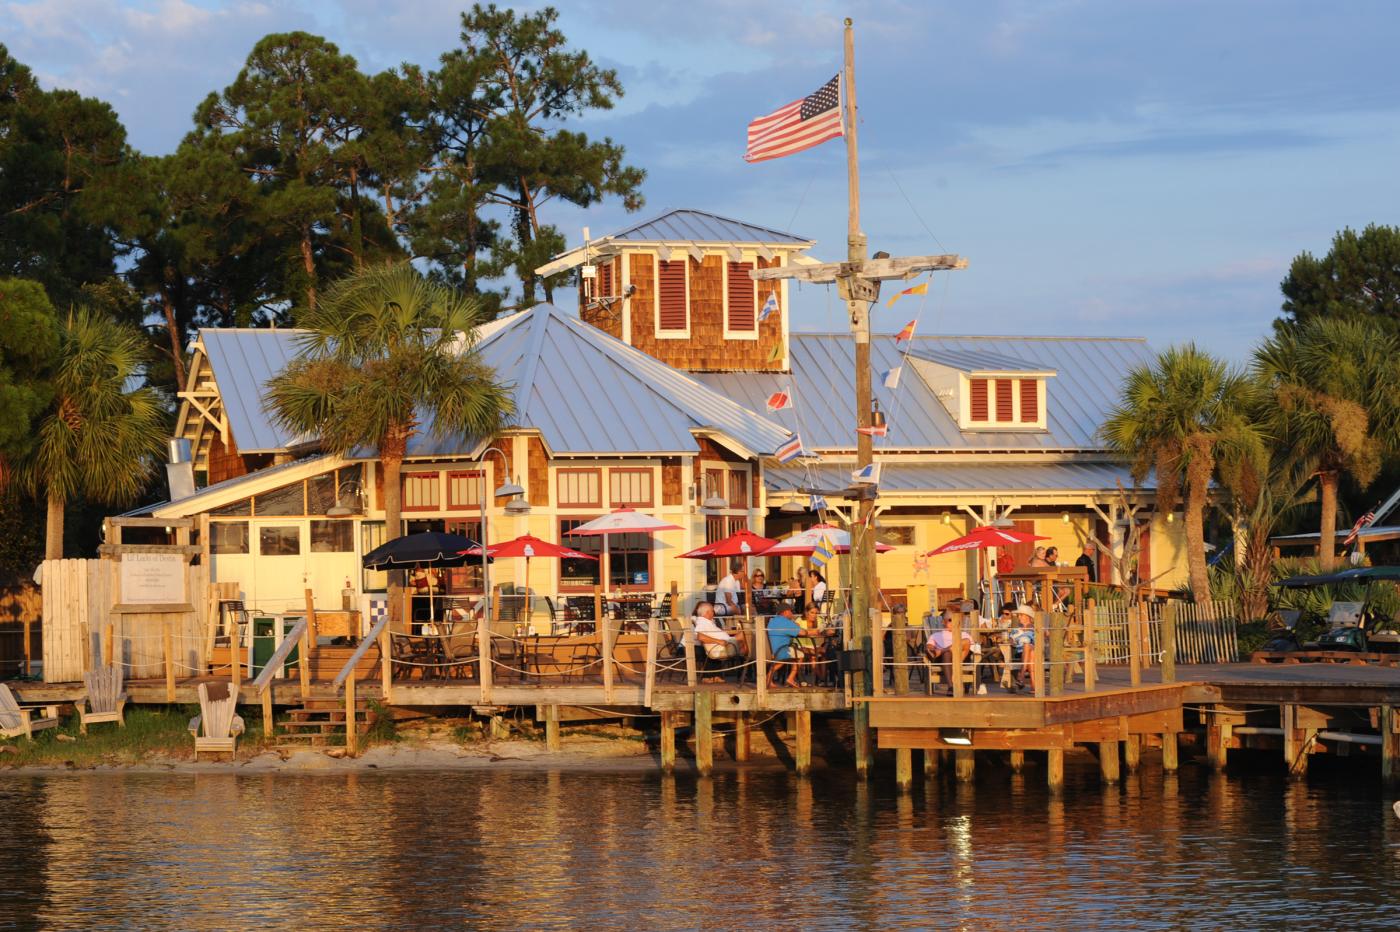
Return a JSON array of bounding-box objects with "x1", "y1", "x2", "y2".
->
[
  {"x1": 0, "y1": 582, "x2": 42, "y2": 677},
  {"x1": 1090, "y1": 599, "x2": 1238, "y2": 665},
  {"x1": 40, "y1": 558, "x2": 209, "y2": 683}
]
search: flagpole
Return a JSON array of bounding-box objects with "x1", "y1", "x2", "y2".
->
[{"x1": 843, "y1": 16, "x2": 876, "y2": 777}]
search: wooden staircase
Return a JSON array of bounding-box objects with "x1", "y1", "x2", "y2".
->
[{"x1": 273, "y1": 698, "x2": 374, "y2": 751}]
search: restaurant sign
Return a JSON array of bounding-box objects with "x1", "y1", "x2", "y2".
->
[{"x1": 121, "y1": 552, "x2": 187, "y2": 604}]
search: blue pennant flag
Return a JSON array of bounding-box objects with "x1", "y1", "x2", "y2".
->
[
  {"x1": 809, "y1": 493, "x2": 828, "y2": 512},
  {"x1": 758, "y1": 292, "x2": 779, "y2": 322}
]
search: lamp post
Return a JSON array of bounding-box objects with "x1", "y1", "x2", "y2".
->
[{"x1": 479, "y1": 446, "x2": 528, "y2": 630}]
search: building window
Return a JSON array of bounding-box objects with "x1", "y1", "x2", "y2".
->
[
  {"x1": 306, "y1": 472, "x2": 338, "y2": 514},
  {"x1": 310, "y1": 520, "x2": 354, "y2": 553},
  {"x1": 210, "y1": 521, "x2": 249, "y2": 554},
  {"x1": 362, "y1": 522, "x2": 387, "y2": 591},
  {"x1": 995, "y1": 379, "x2": 1014, "y2": 422},
  {"x1": 657, "y1": 259, "x2": 688, "y2": 333},
  {"x1": 726, "y1": 261, "x2": 756, "y2": 332},
  {"x1": 253, "y1": 482, "x2": 304, "y2": 516},
  {"x1": 446, "y1": 470, "x2": 484, "y2": 510},
  {"x1": 559, "y1": 518, "x2": 602, "y2": 589},
  {"x1": 403, "y1": 472, "x2": 440, "y2": 511},
  {"x1": 608, "y1": 532, "x2": 652, "y2": 589},
  {"x1": 969, "y1": 378, "x2": 989, "y2": 421},
  {"x1": 258, "y1": 525, "x2": 301, "y2": 556},
  {"x1": 211, "y1": 497, "x2": 251, "y2": 517},
  {"x1": 557, "y1": 468, "x2": 601, "y2": 508},
  {"x1": 444, "y1": 519, "x2": 484, "y2": 592},
  {"x1": 728, "y1": 470, "x2": 748, "y2": 509},
  {"x1": 609, "y1": 468, "x2": 653, "y2": 508},
  {"x1": 876, "y1": 525, "x2": 916, "y2": 547},
  {"x1": 1020, "y1": 378, "x2": 1039, "y2": 423}
]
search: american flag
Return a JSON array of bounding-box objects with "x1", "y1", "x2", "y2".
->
[
  {"x1": 744, "y1": 74, "x2": 844, "y2": 163},
  {"x1": 1344, "y1": 509, "x2": 1377, "y2": 546}
]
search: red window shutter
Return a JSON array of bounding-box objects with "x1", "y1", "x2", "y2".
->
[
  {"x1": 995, "y1": 379, "x2": 1014, "y2": 422},
  {"x1": 658, "y1": 260, "x2": 687, "y2": 331},
  {"x1": 969, "y1": 379, "x2": 989, "y2": 420},
  {"x1": 1019, "y1": 378, "x2": 1038, "y2": 423},
  {"x1": 599, "y1": 260, "x2": 613, "y2": 298},
  {"x1": 726, "y1": 262, "x2": 755, "y2": 331}
]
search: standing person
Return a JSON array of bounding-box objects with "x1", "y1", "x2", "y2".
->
[
  {"x1": 715, "y1": 559, "x2": 744, "y2": 617},
  {"x1": 1075, "y1": 542, "x2": 1099, "y2": 583}
]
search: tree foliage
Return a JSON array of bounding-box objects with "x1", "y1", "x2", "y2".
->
[
  {"x1": 1278, "y1": 224, "x2": 1400, "y2": 334},
  {"x1": 0, "y1": 278, "x2": 61, "y2": 471}
]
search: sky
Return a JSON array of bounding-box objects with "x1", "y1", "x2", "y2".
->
[{"x1": 6, "y1": 0, "x2": 1399, "y2": 361}]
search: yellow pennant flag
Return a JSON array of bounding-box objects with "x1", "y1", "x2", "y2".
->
[
  {"x1": 767, "y1": 341, "x2": 783, "y2": 362},
  {"x1": 885, "y1": 281, "x2": 928, "y2": 308}
]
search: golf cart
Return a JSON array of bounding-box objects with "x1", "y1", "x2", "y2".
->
[{"x1": 1272, "y1": 565, "x2": 1400, "y2": 654}]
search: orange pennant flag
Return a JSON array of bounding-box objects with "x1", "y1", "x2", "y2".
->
[
  {"x1": 885, "y1": 281, "x2": 928, "y2": 308},
  {"x1": 894, "y1": 320, "x2": 917, "y2": 343}
]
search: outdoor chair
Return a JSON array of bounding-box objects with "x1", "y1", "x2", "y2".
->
[
  {"x1": 488, "y1": 616, "x2": 525, "y2": 681},
  {"x1": 76, "y1": 663, "x2": 127, "y2": 734},
  {"x1": 440, "y1": 627, "x2": 479, "y2": 680},
  {"x1": 0, "y1": 683, "x2": 60, "y2": 740},
  {"x1": 188, "y1": 681, "x2": 244, "y2": 759}
]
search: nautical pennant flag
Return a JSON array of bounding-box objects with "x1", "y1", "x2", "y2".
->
[
  {"x1": 851, "y1": 462, "x2": 882, "y2": 485},
  {"x1": 766, "y1": 389, "x2": 792, "y2": 412},
  {"x1": 744, "y1": 74, "x2": 843, "y2": 163},
  {"x1": 885, "y1": 281, "x2": 928, "y2": 308},
  {"x1": 811, "y1": 534, "x2": 836, "y2": 570},
  {"x1": 767, "y1": 342, "x2": 783, "y2": 362},
  {"x1": 758, "y1": 292, "x2": 779, "y2": 322},
  {"x1": 1344, "y1": 508, "x2": 1378, "y2": 546},
  {"x1": 856, "y1": 423, "x2": 888, "y2": 437},
  {"x1": 882, "y1": 366, "x2": 902, "y2": 389},
  {"x1": 775, "y1": 433, "x2": 804, "y2": 463},
  {"x1": 809, "y1": 492, "x2": 829, "y2": 512},
  {"x1": 894, "y1": 320, "x2": 917, "y2": 343}
]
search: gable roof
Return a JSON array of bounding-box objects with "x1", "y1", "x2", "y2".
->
[
  {"x1": 911, "y1": 346, "x2": 1057, "y2": 376},
  {"x1": 603, "y1": 208, "x2": 813, "y2": 245},
  {"x1": 694, "y1": 334, "x2": 1152, "y2": 452},
  {"x1": 191, "y1": 305, "x2": 795, "y2": 460}
]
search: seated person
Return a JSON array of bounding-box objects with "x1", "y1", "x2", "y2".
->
[
  {"x1": 715, "y1": 561, "x2": 746, "y2": 617},
  {"x1": 765, "y1": 602, "x2": 803, "y2": 688},
  {"x1": 924, "y1": 614, "x2": 975, "y2": 683},
  {"x1": 692, "y1": 602, "x2": 747, "y2": 682},
  {"x1": 1008, "y1": 603, "x2": 1038, "y2": 689}
]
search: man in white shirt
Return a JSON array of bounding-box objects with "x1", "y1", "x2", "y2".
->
[
  {"x1": 715, "y1": 560, "x2": 745, "y2": 617},
  {"x1": 691, "y1": 602, "x2": 747, "y2": 681}
]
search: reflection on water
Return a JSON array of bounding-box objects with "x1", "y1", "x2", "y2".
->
[{"x1": 3, "y1": 758, "x2": 1400, "y2": 929}]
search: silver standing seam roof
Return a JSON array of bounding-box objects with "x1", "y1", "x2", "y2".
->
[
  {"x1": 201, "y1": 329, "x2": 304, "y2": 452},
  {"x1": 603, "y1": 208, "x2": 813, "y2": 245},
  {"x1": 910, "y1": 346, "x2": 1056, "y2": 375},
  {"x1": 765, "y1": 461, "x2": 1139, "y2": 495},
  {"x1": 695, "y1": 334, "x2": 1153, "y2": 452}
]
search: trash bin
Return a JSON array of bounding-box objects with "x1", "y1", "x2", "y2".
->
[{"x1": 251, "y1": 615, "x2": 302, "y2": 678}]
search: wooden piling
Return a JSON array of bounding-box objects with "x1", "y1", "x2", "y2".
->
[
  {"x1": 924, "y1": 748, "x2": 942, "y2": 778},
  {"x1": 1010, "y1": 750, "x2": 1025, "y2": 772},
  {"x1": 1098, "y1": 741, "x2": 1120, "y2": 783},
  {"x1": 896, "y1": 747, "x2": 913, "y2": 790},
  {"x1": 949, "y1": 610, "x2": 964, "y2": 698},
  {"x1": 660, "y1": 711, "x2": 677, "y2": 773},
  {"x1": 231, "y1": 624, "x2": 241, "y2": 692},
  {"x1": 1049, "y1": 611, "x2": 1065, "y2": 696},
  {"x1": 795, "y1": 710, "x2": 812, "y2": 775},
  {"x1": 261, "y1": 686, "x2": 274, "y2": 737},
  {"x1": 871, "y1": 612, "x2": 886, "y2": 696},
  {"x1": 1382, "y1": 706, "x2": 1399, "y2": 786},
  {"x1": 1124, "y1": 734, "x2": 1141, "y2": 772},
  {"x1": 1047, "y1": 749, "x2": 1064, "y2": 792},
  {"x1": 545, "y1": 704, "x2": 561, "y2": 752},
  {"x1": 1282, "y1": 704, "x2": 1307, "y2": 779},
  {"x1": 1162, "y1": 731, "x2": 1179, "y2": 772},
  {"x1": 478, "y1": 614, "x2": 492, "y2": 704},
  {"x1": 755, "y1": 614, "x2": 768, "y2": 705},
  {"x1": 593, "y1": 585, "x2": 604, "y2": 635},
  {"x1": 345, "y1": 670, "x2": 358, "y2": 756},
  {"x1": 1129, "y1": 601, "x2": 1142, "y2": 687},
  {"x1": 684, "y1": 618, "x2": 698, "y2": 688},
  {"x1": 601, "y1": 615, "x2": 616, "y2": 703},
  {"x1": 1161, "y1": 601, "x2": 1177, "y2": 683},
  {"x1": 644, "y1": 616, "x2": 659, "y2": 709},
  {"x1": 163, "y1": 618, "x2": 176, "y2": 702},
  {"x1": 22, "y1": 618, "x2": 31, "y2": 678},
  {"x1": 1207, "y1": 704, "x2": 1229, "y2": 771},
  {"x1": 1083, "y1": 597, "x2": 1097, "y2": 692},
  {"x1": 893, "y1": 608, "x2": 912, "y2": 788},
  {"x1": 1032, "y1": 612, "x2": 1046, "y2": 698},
  {"x1": 695, "y1": 691, "x2": 714, "y2": 776},
  {"x1": 736, "y1": 713, "x2": 751, "y2": 762},
  {"x1": 376, "y1": 626, "x2": 389, "y2": 702},
  {"x1": 955, "y1": 749, "x2": 975, "y2": 783}
]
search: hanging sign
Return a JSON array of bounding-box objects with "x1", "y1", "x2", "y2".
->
[{"x1": 120, "y1": 552, "x2": 187, "y2": 605}]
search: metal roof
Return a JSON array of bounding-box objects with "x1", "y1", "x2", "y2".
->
[
  {"x1": 197, "y1": 305, "x2": 795, "y2": 459},
  {"x1": 910, "y1": 346, "x2": 1056, "y2": 375},
  {"x1": 764, "y1": 461, "x2": 1142, "y2": 494},
  {"x1": 695, "y1": 334, "x2": 1153, "y2": 452},
  {"x1": 604, "y1": 208, "x2": 813, "y2": 245},
  {"x1": 201, "y1": 329, "x2": 305, "y2": 452},
  {"x1": 132, "y1": 454, "x2": 337, "y2": 517}
]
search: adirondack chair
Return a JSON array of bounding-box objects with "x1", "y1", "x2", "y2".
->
[
  {"x1": 0, "y1": 683, "x2": 61, "y2": 740},
  {"x1": 187, "y1": 681, "x2": 245, "y2": 759},
  {"x1": 76, "y1": 663, "x2": 128, "y2": 734}
]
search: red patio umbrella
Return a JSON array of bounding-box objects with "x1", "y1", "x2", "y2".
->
[
  {"x1": 460, "y1": 534, "x2": 596, "y2": 620},
  {"x1": 924, "y1": 524, "x2": 1049, "y2": 557},
  {"x1": 679, "y1": 528, "x2": 777, "y2": 559}
]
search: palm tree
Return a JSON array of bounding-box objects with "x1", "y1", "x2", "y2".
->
[
  {"x1": 23, "y1": 310, "x2": 168, "y2": 560},
  {"x1": 1254, "y1": 318, "x2": 1400, "y2": 569},
  {"x1": 267, "y1": 263, "x2": 512, "y2": 631},
  {"x1": 1104, "y1": 345, "x2": 1261, "y2": 604}
]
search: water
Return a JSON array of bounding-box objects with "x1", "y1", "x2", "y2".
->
[{"x1": 3, "y1": 758, "x2": 1400, "y2": 930}]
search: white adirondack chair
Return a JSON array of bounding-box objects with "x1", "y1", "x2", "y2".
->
[
  {"x1": 187, "y1": 681, "x2": 245, "y2": 759},
  {"x1": 0, "y1": 683, "x2": 61, "y2": 740},
  {"x1": 76, "y1": 664, "x2": 128, "y2": 734}
]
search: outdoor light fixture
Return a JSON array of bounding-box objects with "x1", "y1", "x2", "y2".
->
[
  {"x1": 326, "y1": 480, "x2": 366, "y2": 517},
  {"x1": 494, "y1": 477, "x2": 525, "y2": 498},
  {"x1": 780, "y1": 499, "x2": 807, "y2": 515},
  {"x1": 870, "y1": 399, "x2": 887, "y2": 431},
  {"x1": 993, "y1": 515, "x2": 1016, "y2": 529},
  {"x1": 504, "y1": 497, "x2": 532, "y2": 516},
  {"x1": 939, "y1": 727, "x2": 973, "y2": 746},
  {"x1": 1166, "y1": 512, "x2": 1176, "y2": 523},
  {"x1": 701, "y1": 476, "x2": 728, "y2": 511},
  {"x1": 1061, "y1": 512, "x2": 1070, "y2": 524},
  {"x1": 942, "y1": 513, "x2": 951, "y2": 526}
]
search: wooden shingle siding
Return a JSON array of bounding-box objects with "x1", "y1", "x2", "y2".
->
[
  {"x1": 969, "y1": 378, "x2": 989, "y2": 421},
  {"x1": 662, "y1": 458, "x2": 683, "y2": 505},
  {"x1": 727, "y1": 261, "x2": 755, "y2": 331},
  {"x1": 528, "y1": 437, "x2": 550, "y2": 506},
  {"x1": 658, "y1": 259, "x2": 687, "y2": 331},
  {"x1": 1019, "y1": 378, "x2": 1038, "y2": 423},
  {"x1": 995, "y1": 379, "x2": 1014, "y2": 422}
]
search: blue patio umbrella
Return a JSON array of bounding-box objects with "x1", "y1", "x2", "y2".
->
[{"x1": 362, "y1": 531, "x2": 489, "y2": 624}]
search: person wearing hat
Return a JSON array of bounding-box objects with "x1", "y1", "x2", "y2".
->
[{"x1": 1008, "y1": 603, "x2": 1038, "y2": 690}]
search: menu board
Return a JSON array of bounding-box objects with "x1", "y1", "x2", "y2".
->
[{"x1": 120, "y1": 552, "x2": 187, "y2": 604}]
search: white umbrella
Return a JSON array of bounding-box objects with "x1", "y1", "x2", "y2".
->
[
  {"x1": 566, "y1": 509, "x2": 682, "y2": 591},
  {"x1": 765, "y1": 523, "x2": 894, "y2": 556}
]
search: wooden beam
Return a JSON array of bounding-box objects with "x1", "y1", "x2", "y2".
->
[
  {"x1": 111, "y1": 603, "x2": 196, "y2": 615},
  {"x1": 100, "y1": 545, "x2": 201, "y2": 558},
  {"x1": 109, "y1": 517, "x2": 195, "y2": 529},
  {"x1": 1162, "y1": 731, "x2": 1179, "y2": 771}
]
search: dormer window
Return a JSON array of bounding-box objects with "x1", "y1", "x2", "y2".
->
[{"x1": 910, "y1": 347, "x2": 1055, "y2": 432}]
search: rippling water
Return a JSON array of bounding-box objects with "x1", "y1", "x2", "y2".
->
[{"x1": 3, "y1": 756, "x2": 1400, "y2": 929}]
